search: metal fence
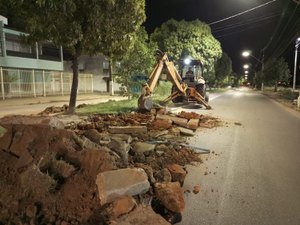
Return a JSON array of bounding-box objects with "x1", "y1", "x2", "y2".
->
[{"x1": 0, "y1": 67, "x2": 93, "y2": 100}]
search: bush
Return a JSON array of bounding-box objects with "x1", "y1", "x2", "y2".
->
[{"x1": 279, "y1": 89, "x2": 299, "y2": 100}]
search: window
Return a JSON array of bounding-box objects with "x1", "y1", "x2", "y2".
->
[{"x1": 5, "y1": 34, "x2": 32, "y2": 53}]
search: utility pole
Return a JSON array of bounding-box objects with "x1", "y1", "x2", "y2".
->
[{"x1": 293, "y1": 37, "x2": 300, "y2": 91}]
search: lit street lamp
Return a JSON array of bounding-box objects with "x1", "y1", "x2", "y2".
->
[
  {"x1": 242, "y1": 50, "x2": 264, "y2": 90},
  {"x1": 243, "y1": 64, "x2": 249, "y2": 69},
  {"x1": 292, "y1": 37, "x2": 300, "y2": 91}
]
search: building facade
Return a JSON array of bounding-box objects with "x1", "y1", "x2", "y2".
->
[{"x1": 0, "y1": 16, "x2": 93, "y2": 99}]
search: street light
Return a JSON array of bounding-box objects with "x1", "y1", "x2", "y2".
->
[
  {"x1": 243, "y1": 64, "x2": 249, "y2": 69},
  {"x1": 292, "y1": 37, "x2": 300, "y2": 91},
  {"x1": 242, "y1": 51, "x2": 250, "y2": 57},
  {"x1": 242, "y1": 50, "x2": 263, "y2": 65},
  {"x1": 242, "y1": 50, "x2": 264, "y2": 90},
  {"x1": 245, "y1": 70, "x2": 249, "y2": 74}
]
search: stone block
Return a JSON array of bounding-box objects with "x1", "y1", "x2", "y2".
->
[
  {"x1": 154, "y1": 182, "x2": 185, "y2": 213},
  {"x1": 106, "y1": 196, "x2": 137, "y2": 220},
  {"x1": 187, "y1": 119, "x2": 200, "y2": 130},
  {"x1": 133, "y1": 142, "x2": 156, "y2": 154},
  {"x1": 108, "y1": 138, "x2": 130, "y2": 164},
  {"x1": 151, "y1": 119, "x2": 172, "y2": 130},
  {"x1": 156, "y1": 114, "x2": 188, "y2": 128},
  {"x1": 177, "y1": 127, "x2": 195, "y2": 136},
  {"x1": 116, "y1": 206, "x2": 171, "y2": 225},
  {"x1": 154, "y1": 168, "x2": 172, "y2": 183},
  {"x1": 135, "y1": 163, "x2": 156, "y2": 184},
  {"x1": 96, "y1": 168, "x2": 150, "y2": 205},
  {"x1": 108, "y1": 126, "x2": 147, "y2": 134},
  {"x1": 178, "y1": 111, "x2": 200, "y2": 120},
  {"x1": 167, "y1": 164, "x2": 187, "y2": 185}
]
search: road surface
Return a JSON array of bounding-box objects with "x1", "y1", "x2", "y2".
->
[{"x1": 178, "y1": 88, "x2": 300, "y2": 225}]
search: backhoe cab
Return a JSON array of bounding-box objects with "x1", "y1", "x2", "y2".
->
[{"x1": 138, "y1": 51, "x2": 211, "y2": 111}]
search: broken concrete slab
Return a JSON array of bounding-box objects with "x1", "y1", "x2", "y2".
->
[
  {"x1": 133, "y1": 142, "x2": 156, "y2": 154},
  {"x1": 199, "y1": 119, "x2": 215, "y2": 128},
  {"x1": 187, "y1": 119, "x2": 200, "y2": 130},
  {"x1": 108, "y1": 138, "x2": 130, "y2": 164},
  {"x1": 106, "y1": 195, "x2": 137, "y2": 220},
  {"x1": 111, "y1": 134, "x2": 133, "y2": 144},
  {"x1": 79, "y1": 148, "x2": 115, "y2": 177},
  {"x1": 178, "y1": 111, "x2": 200, "y2": 120},
  {"x1": 154, "y1": 182, "x2": 185, "y2": 213},
  {"x1": 115, "y1": 206, "x2": 171, "y2": 225},
  {"x1": 108, "y1": 126, "x2": 147, "y2": 135},
  {"x1": 154, "y1": 168, "x2": 172, "y2": 183},
  {"x1": 156, "y1": 114, "x2": 188, "y2": 128},
  {"x1": 177, "y1": 127, "x2": 195, "y2": 136},
  {"x1": 96, "y1": 168, "x2": 150, "y2": 205},
  {"x1": 83, "y1": 129, "x2": 105, "y2": 145},
  {"x1": 149, "y1": 130, "x2": 169, "y2": 138},
  {"x1": 135, "y1": 163, "x2": 156, "y2": 184},
  {"x1": 167, "y1": 164, "x2": 187, "y2": 185},
  {"x1": 151, "y1": 119, "x2": 173, "y2": 130}
]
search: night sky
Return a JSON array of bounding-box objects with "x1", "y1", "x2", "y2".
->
[{"x1": 144, "y1": 0, "x2": 300, "y2": 76}]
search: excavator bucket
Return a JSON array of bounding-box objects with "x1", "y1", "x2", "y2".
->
[{"x1": 138, "y1": 95, "x2": 153, "y2": 111}]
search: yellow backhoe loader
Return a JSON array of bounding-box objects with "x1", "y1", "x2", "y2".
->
[{"x1": 138, "y1": 51, "x2": 212, "y2": 111}]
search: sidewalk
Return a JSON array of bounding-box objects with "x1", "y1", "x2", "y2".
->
[
  {"x1": 0, "y1": 93, "x2": 126, "y2": 107},
  {"x1": 0, "y1": 93, "x2": 127, "y2": 117}
]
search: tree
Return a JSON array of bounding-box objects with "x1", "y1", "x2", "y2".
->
[
  {"x1": 8, "y1": 0, "x2": 145, "y2": 113},
  {"x1": 263, "y1": 57, "x2": 291, "y2": 92},
  {"x1": 115, "y1": 27, "x2": 157, "y2": 99},
  {"x1": 215, "y1": 52, "x2": 232, "y2": 87},
  {"x1": 150, "y1": 19, "x2": 222, "y2": 81}
]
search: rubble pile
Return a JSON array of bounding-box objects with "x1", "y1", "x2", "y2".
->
[{"x1": 0, "y1": 110, "x2": 220, "y2": 225}]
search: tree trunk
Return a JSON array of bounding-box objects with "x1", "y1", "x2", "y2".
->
[
  {"x1": 68, "y1": 54, "x2": 79, "y2": 114},
  {"x1": 274, "y1": 81, "x2": 278, "y2": 92},
  {"x1": 109, "y1": 59, "x2": 114, "y2": 96}
]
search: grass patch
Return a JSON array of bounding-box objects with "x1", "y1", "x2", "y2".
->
[
  {"x1": 77, "y1": 99, "x2": 137, "y2": 114},
  {"x1": 77, "y1": 81, "x2": 173, "y2": 114}
]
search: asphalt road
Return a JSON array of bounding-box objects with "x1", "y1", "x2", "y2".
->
[{"x1": 178, "y1": 88, "x2": 300, "y2": 225}]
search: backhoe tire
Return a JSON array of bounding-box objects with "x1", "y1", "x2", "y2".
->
[
  {"x1": 196, "y1": 83, "x2": 205, "y2": 99},
  {"x1": 171, "y1": 85, "x2": 183, "y2": 103}
]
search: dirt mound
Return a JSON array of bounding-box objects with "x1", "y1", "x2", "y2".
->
[
  {"x1": 0, "y1": 118, "x2": 115, "y2": 225},
  {"x1": 0, "y1": 111, "x2": 219, "y2": 224}
]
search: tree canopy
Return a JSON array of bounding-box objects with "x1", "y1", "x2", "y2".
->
[
  {"x1": 6, "y1": 0, "x2": 146, "y2": 112},
  {"x1": 115, "y1": 27, "x2": 157, "y2": 99},
  {"x1": 150, "y1": 19, "x2": 222, "y2": 81},
  {"x1": 215, "y1": 52, "x2": 232, "y2": 86},
  {"x1": 263, "y1": 57, "x2": 290, "y2": 91}
]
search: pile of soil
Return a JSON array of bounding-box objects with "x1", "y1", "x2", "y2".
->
[{"x1": 0, "y1": 111, "x2": 220, "y2": 225}]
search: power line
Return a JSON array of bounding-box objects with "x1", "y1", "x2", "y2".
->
[
  {"x1": 215, "y1": 20, "x2": 275, "y2": 38},
  {"x1": 212, "y1": 13, "x2": 280, "y2": 33},
  {"x1": 262, "y1": 1, "x2": 289, "y2": 52},
  {"x1": 209, "y1": 0, "x2": 277, "y2": 25},
  {"x1": 264, "y1": 3, "x2": 300, "y2": 61}
]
